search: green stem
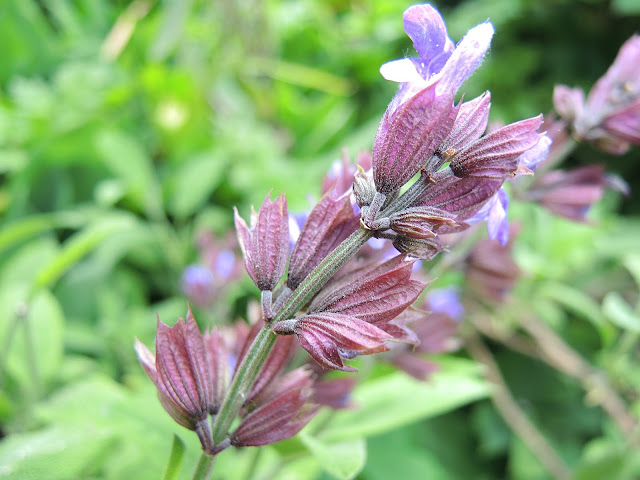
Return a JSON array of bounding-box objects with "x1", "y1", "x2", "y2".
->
[
  {"x1": 192, "y1": 453, "x2": 216, "y2": 480},
  {"x1": 211, "y1": 325, "x2": 276, "y2": 444},
  {"x1": 210, "y1": 227, "x2": 372, "y2": 445},
  {"x1": 273, "y1": 228, "x2": 372, "y2": 323}
]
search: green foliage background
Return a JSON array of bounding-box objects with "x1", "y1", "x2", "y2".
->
[{"x1": 0, "y1": 0, "x2": 639, "y2": 479}]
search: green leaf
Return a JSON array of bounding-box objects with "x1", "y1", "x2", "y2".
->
[
  {"x1": 319, "y1": 357, "x2": 489, "y2": 442},
  {"x1": 34, "y1": 213, "x2": 137, "y2": 289},
  {"x1": 537, "y1": 282, "x2": 608, "y2": 329},
  {"x1": 162, "y1": 435, "x2": 186, "y2": 480},
  {"x1": 167, "y1": 151, "x2": 227, "y2": 219},
  {"x1": 602, "y1": 292, "x2": 640, "y2": 333},
  {"x1": 299, "y1": 433, "x2": 366, "y2": 480},
  {"x1": 622, "y1": 254, "x2": 640, "y2": 297},
  {"x1": 0, "y1": 286, "x2": 65, "y2": 391},
  {"x1": 0, "y1": 210, "x2": 87, "y2": 254},
  {"x1": 612, "y1": 0, "x2": 640, "y2": 14},
  {"x1": 0, "y1": 424, "x2": 114, "y2": 480}
]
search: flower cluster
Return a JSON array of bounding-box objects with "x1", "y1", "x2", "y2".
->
[
  {"x1": 136, "y1": 308, "x2": 327, "y2": 453},
  {"x1": 356, "y1": 4, "x2": 549, "y2": 251},
  {"x1": 137, "y1": 2, "x2": 562, "y2": 459}
]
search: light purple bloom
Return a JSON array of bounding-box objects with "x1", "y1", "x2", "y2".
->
[
  {"x1": 181, "y1": 264, "x2": 215, "y2": 308},
  {"x1": 380, "y1": 4, "x2": 494, "y2": 113},
  {"x1": 467, "y1": 188, "x2": 509, "y2": 246},
  {"x1": 426, "y1": 287, "x2": 465, "y2": 321}
]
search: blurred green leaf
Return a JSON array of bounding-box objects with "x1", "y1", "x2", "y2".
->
[
  {"x1": 34, "y1": 213, "x2": 138, "y2": 289},
  {"x1": 319, "y1": 358, "x2": 488, "y2": 442},
  {"x1": 162, "y1": 435, "x2": 186, "y2": 480},
  {"x1": 94, "y1": 129, "x2": 163, "y2": 219},
  {"x1": 0, "y1": 425, "x2": 114, "y2": 480},
  {"x1": 299, "y1": 433, "x2": 366, "y2": 480},
  {"x1": 167, "y1": 151, "x2": 227, "y2": 219},
  {"x1": 0, "y1": 210, "x2": 87, "y2": 254},
  {"x1": 612, "y1": 0, "x2": 640, "y2": 14},
  {"x1": 1, "y1": 288, "x2": 65, "y2": 391},
  {"x1": 537, "y1": 282, "x2": 608, "y2": 329}
]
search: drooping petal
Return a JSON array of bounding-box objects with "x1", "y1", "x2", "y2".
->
[{"x1": 467, "y1": 188, "x2": 509, "y2": 246}]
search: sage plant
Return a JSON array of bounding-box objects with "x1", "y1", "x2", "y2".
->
[{"x1": 136, "y1": 3, "x2": 552, "y2": 477}]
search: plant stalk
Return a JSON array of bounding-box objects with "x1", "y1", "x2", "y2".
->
[{"x1": 210, "y1": 227, "x2": 372, "y2": 445}]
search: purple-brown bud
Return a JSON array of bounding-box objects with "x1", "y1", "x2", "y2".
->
[
  {"x1": 234, "y1": 193, "x2": 289, "y2": 291},
  {"x1": 230, "y1": 369, "x2": 317, "y2": 447},
  {"x1": 287, "y1": 189, "x2": 359, "y2": 289},
  {"x1": 449, "y1": 115, "x2": 544, "y2": 179},
  {"x1": 373, "y1": 82, "x2": 457, "y2": 195},
  {"x1": 273, "y1": 313, "x2": 392, "y2": 372},
  {"x1": 135, "y1": 308, "x2": 215, "y2": 454}
]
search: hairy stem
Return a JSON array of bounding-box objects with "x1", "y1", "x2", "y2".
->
[
  {"x1": 192, "y1": 453, "x2": 216, "y2": 480},
  {"x1": 465, "y1": 333, "x2": 572, "y2": 480},
  {"x1": 520, "y1": 314, "x2": 638, "y2": 441}
]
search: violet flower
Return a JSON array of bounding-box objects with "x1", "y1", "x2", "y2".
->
[
  {"x1": 356, "y1": 5, "x2": 549, "y2": 259},
  {"x1": 554, "y1": 34, "x2": 640, "y2": 154}
]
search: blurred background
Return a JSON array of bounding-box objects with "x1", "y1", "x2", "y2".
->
[{"x1": 1, "y1": 0, "x2": 640, "y2": 479}]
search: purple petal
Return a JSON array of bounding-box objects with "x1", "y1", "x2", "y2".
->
[
  {"x1": 403, "y1": 4, "x2": 454, "y2": 78},
  {"x1": 467, "y1": 188, "x2": 509, "y2": 246},
  {"x1": 515, "y1": 134, "x2": 552, "y2": 174},
  {"x1": 426, "y1": 287, "x2": 465, "y2": 321},
  {"x1": 436, "y1": 21, "x2": 494, "y2": 96}
]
